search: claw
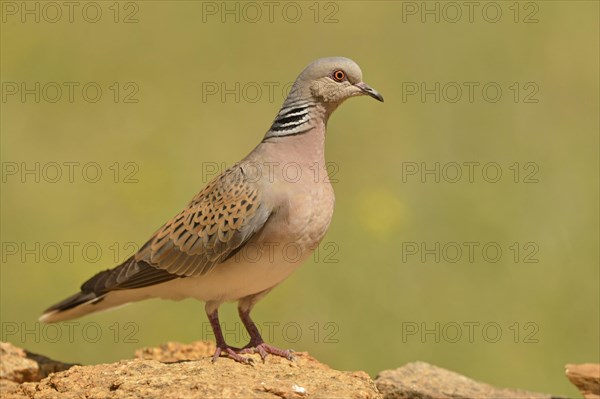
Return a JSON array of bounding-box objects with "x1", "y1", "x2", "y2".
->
[
  {"x1": 211, "y1": 346, "x2": 254, "y2": 365},
  {"x1": 239, "y1": 343, "x2": 295, "y2": 362}
]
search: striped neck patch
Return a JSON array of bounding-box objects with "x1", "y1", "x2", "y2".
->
[{"x1": 264, "y1": 101, "x2": 316, "y2": 140}]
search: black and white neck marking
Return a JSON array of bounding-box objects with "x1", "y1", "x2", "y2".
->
[{"x1": 263, "y1": 100, "x2": 316, "y2": 141}]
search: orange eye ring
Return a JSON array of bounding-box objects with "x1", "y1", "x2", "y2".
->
[{"x1": 332, "y1": 70, "x2": 346, "y2": 82}]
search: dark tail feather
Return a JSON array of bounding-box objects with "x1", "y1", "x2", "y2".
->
[
  {"x1": 43, "y1": 291, "x2": 102, "y2": 313},
  {"x1": 39, "y1": 257, "x2": 177, "y2": 323},
  {"x1": 39, "y1": 291, "x2": 106, "y2": 323}
]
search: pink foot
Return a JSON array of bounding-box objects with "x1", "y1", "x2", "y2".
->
[
  {"x1": 239, "y1": 343, "x2": 295, "y2": 362},
  {"x1": 212, "y1": 346, "x2": 254, "y2": 365}
]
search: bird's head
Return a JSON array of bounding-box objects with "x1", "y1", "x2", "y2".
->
[{"x1": 286, "y1": 57, "x2": 384, "y2": 107}]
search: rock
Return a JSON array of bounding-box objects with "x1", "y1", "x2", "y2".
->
[
  {"x1": 375, "y1": 361, "x2": 559, "y2": 399},
  {"x1": 7, "y1": 341, "x2": 380, "y2": 399},
  {"x1": 565, "y1": 363, "x2": 600, "y2": 399},
  {"x1": 0, "y1": 342, "x2": 74, "y2": 384},
  {"x1": 3, "y1": 341, "x2": 573, "y2": 399},
  {"x1": 134, "y1": 340, "x2": 216, "y2": 362},
  {"x1": 0, "y1": 379, "x2": 22, "y2": 398}
]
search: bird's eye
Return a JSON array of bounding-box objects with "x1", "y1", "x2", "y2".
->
[{"x1": 332, "y1": 70, "x2": 346, "y2": 82}]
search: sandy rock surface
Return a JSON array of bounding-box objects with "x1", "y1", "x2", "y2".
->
[
  {"x1": 3, "y1": 341, "x2": 380, "y2": 399},
  {"x1": 565, "y1": 363, "x2": 600, "y2": 399},
  {"x1": 2, "y1": 340, "x2": 581, "y2": 399}
]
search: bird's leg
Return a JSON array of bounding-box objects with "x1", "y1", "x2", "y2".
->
[
  {"x1": 237, "y1": 307, "x2": 295, "y2": 361},
  {"x1": 206, "y1": 308, "x2": 253, "y2": 364}
]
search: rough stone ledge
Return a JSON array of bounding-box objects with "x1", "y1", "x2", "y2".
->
[
  {"x1": 1, "y1": 341, "x2": 594, "y2": 399},
  {"x1": 565, "y1": 364, "x2": 600, "y2": 399},
  {"x1": 2, "y1": 341, "x2": 379, "y2": 399},
  {"x1": 375, "y1": 361, "x2": 564, "y2": 399}
]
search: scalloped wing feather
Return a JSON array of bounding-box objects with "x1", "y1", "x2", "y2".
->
[{"x1": 135, "y1": 164, "x2": 271, "y2": 277}]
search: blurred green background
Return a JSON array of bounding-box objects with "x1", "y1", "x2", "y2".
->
[{"x1": 1, "y1": 1, "x2": 598, "y2": 396}]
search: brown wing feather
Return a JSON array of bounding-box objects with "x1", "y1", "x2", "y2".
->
[
  {"x1": 135, "y1": 164, "x2": 271, "y2": 277},
  {"x1": 80, "y1": 257, "x2": 178, "y2": 294}
]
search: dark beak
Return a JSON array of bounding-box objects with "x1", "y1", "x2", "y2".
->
[{"x1": 355, "y1": 82, "x2": 384, "y2": 102}]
